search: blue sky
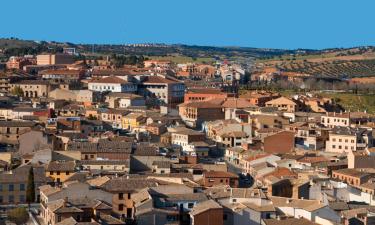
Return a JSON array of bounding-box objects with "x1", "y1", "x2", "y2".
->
[{"x1": 1, "y1": 0, "x2": 374, "y2": 49}]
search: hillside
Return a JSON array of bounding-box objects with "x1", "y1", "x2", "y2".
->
[{"x1": 256, "y1": 47, "x2": 375, "y2": 79}]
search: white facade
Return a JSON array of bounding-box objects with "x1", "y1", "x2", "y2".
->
[{"x1": 88, "y1": 82, "x2": 137, "y2": 93}]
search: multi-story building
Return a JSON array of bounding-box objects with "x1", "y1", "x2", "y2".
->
[
  {"x1": 321, "y1": 112, "x2": 350, "y2": 128},
  {"x1": 100, "y1": 109, "x2": 129, "y2": 129},
  {"x1": 46, "y1": 161, "x2": 76, "y2": 184},
  {"x1": 326, "y1": 126, "x2": 373, "y2": 153},
  {"x1": 105, "y1": 92, "x2": 145, "y2": 108},
  {"x1": 171, "y1": 128, "x2": 206, "y2": 154},
  {"x1": 265, "y1": 96, "x2": 298, "y2": 113},
  {"x1": 101, "y1": 178, "x2": 157, "y2": 220},
  {"x1": 10, "y1": 80, "x2": 52, "y2": 98},
  {"x1": 138, "y1": 75, "x2": 185, "y2": 105},
  {"x1": 39, "y1": 69, "x2": 85, "y2": 83},
  {"x1": 184, "y1": 88, "x2": 235, "y2": 103},
  {"x1": 37, "y1": 54, "x2": 75, "y2": 65},
  {"x1": 0, "y1": 165, "x2": 49, "y2": 204},
  {"x1": 88, "y1": 76, "x2": 137, "y2": 93},
  {"x1": 0, "y1": 121, "x2": 35, "y2": 144},
  {"x1": 178, "y1": 99, "x2": 224, "y2": 128}
]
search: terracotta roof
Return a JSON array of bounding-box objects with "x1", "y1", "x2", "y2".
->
[
  {"x1": 47, "y1": 161, "x2": 76, "y2": 172},
  {"x1": 263, "y1": 218, "x2": 319, "y2": 225},
  {"x1": 102, "y1": 178, "x2": 158, "y2": 192},
  {"x1": 190, "y1": 199, "x2": 222, "y2": 216},
  {"x1": 263, "y1": 167, "x2": 297, "y2": 179},
  {"x1": 222, "y1": 98, "x2": 255, "y2": 108},
  {"x1": 143, "y1": 75, "x2": 180, "y2": 84},
  {"x1": 269, "y1": 196, "x2": 325, "y2": 212},
  {"x1": 204, "y1": 171, "x2": 238, "y2": 179},
  {"x1": 90, "y1": 76, "x2": 129, "y2": 84}
]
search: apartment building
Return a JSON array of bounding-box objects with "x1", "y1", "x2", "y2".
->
[
  {"x1": 138, "y1": 75, "x2": 185, "y2": 105},
  {"x1": 326, "y1": 126, "x2": 373, "y2": 153},
  {"x1": 0, "y1": 165, "x2": 49, "y2": 204},
  {"x1": 321, "y1": 112, "x2": 350, "y2": 128},
  {"x1": 37, "y1": 54, "x2": 75, "y2": 65}
]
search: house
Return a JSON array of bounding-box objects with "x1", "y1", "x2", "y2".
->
[
  {"x1": 88, "y1": 76, "x2": 137, "y2": 93},
  {"x1": 321, "y1": 112, "x2": 350, "y2": 128},
  {"x1": 202, "y1": 171, "x2": 239, "y2": 188},
  {"x1": 80, "y1": 160, "x2": 130, "y2": 173},
  {"x1": 46, "y1": 161, "x2": 76, "y2": 184},
  {"x1": 0, "y1": 120, "x2": 35, "y2": 144},
  {"x1": 190, "y1": 199, "x2": 223, "y2": 225},
  {"x1": 122, "y1": 112, "x2": 146, "y2": 131},
  {"x1": 105, "y1": 92, "x2": 145, "y2": 108},
  {"x1": 170, "y1": 128, "x2": 206, "y2": 155},
  {"x1": 239, "y1": 91, "x2": 279, "y2": 107},
  {"x1": 269, "y1": 196, "x2": 341, "y2": 223},
  {"x1": 262, "y1": 218, "x2": 320, "y2": 225},
  {"x1": 348, "y1": 148, "x2": 375, "y2": 169},
  {"x1": 100, "y1": 109, "x2": 129, "y2": 129},
  {"x1": 332, "y1": 169, "x2": 374, "y2": 186},
  {"x1": 0, "y1": 165, "x2": 50, "y2": 204},
  {"x1": 265, "y1": 97, "x2": 298, "y2": 113},
  {"x1": 101, "y1": 178, "x2": 158, "y2": 220},
  {"x1": 178, "y1": 99, "x2": 224, "y2": 128},
  {"x1": 152, "y1": 161, "x2": 171, "y2": 174}
]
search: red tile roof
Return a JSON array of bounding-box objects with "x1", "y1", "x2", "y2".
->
[{"x1": 90, "y1": 76, "x2": 129, "y2": 84}]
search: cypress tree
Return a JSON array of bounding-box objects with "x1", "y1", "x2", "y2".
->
[{"x1": 26, "y1": 167, "x2": 35, "y2": 203}]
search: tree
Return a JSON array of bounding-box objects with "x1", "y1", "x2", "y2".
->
[
  {"x1": 11, "y1": 86, "x2": 23, "y2": 97},
  {"x1": 7, "y1": 208, "x2": 29, "y2": 225},
  {"x1": 26, "y1": 167, "x2": 35, "y2": 204}
]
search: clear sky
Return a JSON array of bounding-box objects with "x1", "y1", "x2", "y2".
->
[{"x1": 1, "y1": 0, "x2": 374, "y2": 49}]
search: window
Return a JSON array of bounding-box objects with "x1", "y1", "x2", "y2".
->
[
  {"x1": 8, "y1": 195, "x2": 14, "y2": 203},
  {"x1": 20, "y1": 195, "x2": 25, "y2": 203},
  {"x1": 0, "y1": 184, "x2": 2, "y2": 191},
  {"x1": 119, "y1": 193, "x2": 124, "y2": 200},
  {"x1": 56, "y1": 172, "x2": 60, "y2": 175},
  {"x1": 20, "y1": 184, "x2": 25, "y2": 191},
  {"x1": 118, "y1": 204, "x2": 124, "y2": 211},
  {"x1": 232, "y1": 199, "x2": 237, "y2": 203},
  {"x1": 66, "y1": 172, "x2": 70, "y2": 175},
  {"x1": 188, "y1": 203, "x2": 194, "y2": 208},
  {"x1": 128, "y1": 193, "x2": 131, "y2": 199},
  {"x1": 223, "y1": 214, "x2": 228, "y2": 220},
  {"x1": 332, "y1": 145, "x2": 336, "y2": 149},
  {"x1": 57, "y1": 215, "x2": 62, "y2": 222},
  {"x1": 8, "y1": 184, "x2": 14, "y2": 192},
  {"x1": 50, "y1": 171, "x2": 53, "y2": 175},
  {"x1": 0, "y1": 196, "x2": 2, "y2": 203}
]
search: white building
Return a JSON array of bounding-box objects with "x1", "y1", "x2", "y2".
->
[{"x1": 88, "y1": 76, "x2": 137, "y2": 93}]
